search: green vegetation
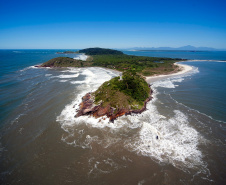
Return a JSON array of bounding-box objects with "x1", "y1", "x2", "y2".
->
[
  {"x1": 41, "y1": 48, "x2": 184, "y2": 76},
  {"x1": 41, "y1": 57, "x2": 92, "y2": 67},
  {"x1": 40, "y1": 48, "x2": 185, "y2": 117},
  {"x1": 79, "y1": 47, "x2": 123, "y2": 55},
  {"x1": 93, "y1": 71, "x2": 150, "y2": 110},
  {"x1": 91, "y1": 54, "x2": 181, "y2": 75},
  {"x1": 40, "y1": 48, "x2": 184, "y2": 114}
]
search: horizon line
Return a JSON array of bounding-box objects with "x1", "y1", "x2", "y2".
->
[{"x1": 0, "y1": 48, "x2": 226, "y2": 51}]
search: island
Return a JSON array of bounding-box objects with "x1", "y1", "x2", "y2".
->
[
  {"x1": 78, "y1": 48, "x2": 123, "y2": 55},
  {"x1": 76, "y1": 70, "x2": 152, "y2": 121},
  {"x1": 40, "y1": 47, "x2": 185, "y2": 121}
]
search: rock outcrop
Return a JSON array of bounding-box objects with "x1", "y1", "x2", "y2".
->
[{"x1": 75, "y1": 86, "x2": 153, "y2": 122}]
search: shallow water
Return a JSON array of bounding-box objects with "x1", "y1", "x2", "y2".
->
[{"x1": 0, "y1": 50, "x2": 226, "y2": 184}]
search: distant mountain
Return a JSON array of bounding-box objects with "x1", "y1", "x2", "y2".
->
[
  {"x1": 177, "y1": 45, "x2": 217, "y2": 51},
  {"x1": 126, "y1": 45, "x2": 219, "y2": 51}
]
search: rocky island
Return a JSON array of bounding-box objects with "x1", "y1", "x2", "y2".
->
[
  {"x1": 40, "y1": 47, "x2": 185, "y2": 121},
  {"x1": 76, "y1": 70, "x2": 152, "y2": 121}
]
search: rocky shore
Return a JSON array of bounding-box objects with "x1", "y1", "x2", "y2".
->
[{"x1": 75, "y1": 86, "x2": 153, "y2": 121}]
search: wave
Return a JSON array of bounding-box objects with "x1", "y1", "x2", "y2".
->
[
  {"x1": 117, "y1": 87, "x2": 207, "y2": 173},
  {"x1": 19, "y1": 66, "x2": 36, "y2": 72},
  {"x1": 151, "y1": 65, "x2": 226, "y2": 124},
  {"x1": 56, "y1": 67, "x2": 210, "y2": 174},
  {"x1": 57, "y1": 74, "x2": 80, "y2": 79},
  {"x1": 59, "y1": 80, "x2": 68, "y2": 83},
  {"x1": 151, "y1": 66, "x2": 199, "y2": 89},
  {"x1": 60, "y1": 68, "x2": 81, "y2": 73},
  {"x1": 168, "y1": 94, "x2": 226, "y2": 124},
  {"x1": 74, "y1": 54, "x2": 88, "y2": 61},
  {"x1": 57, "y1": 68, "x2": 116, "y2": 127}
]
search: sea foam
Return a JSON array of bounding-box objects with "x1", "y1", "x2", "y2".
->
[
  {"x1": 57, "y1": 66, "x2": 206, "y2": 172},
  {"x1": 74, "y1": 54, "x2": 88, "y2": 61},
  {"x1": 57, "y1": 74, "x2": 79, "y2": 79}
]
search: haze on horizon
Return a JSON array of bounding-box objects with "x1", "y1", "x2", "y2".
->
[{"x1": 0, "y1": 0, "x2": 225, "y2": 50}]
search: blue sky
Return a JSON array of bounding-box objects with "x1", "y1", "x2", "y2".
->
[{"x1": 0, "y1": 0, "x2": 225, "y2": 49}]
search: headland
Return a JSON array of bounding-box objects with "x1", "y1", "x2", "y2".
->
[{"x1": 39, "y1": 47, "x2": 189, "y2": 121}]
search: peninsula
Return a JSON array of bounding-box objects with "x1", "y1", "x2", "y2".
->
[
  {"x1": 40, "y1": 48, "x2": 185, "y2": 121},
  {"x1": 41, "y1": 47, "x2": 184, "y2": 76}
]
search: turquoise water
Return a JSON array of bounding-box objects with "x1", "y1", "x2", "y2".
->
[{"x1": 0, "y1": 49, "x2": 226, "y2": 184}]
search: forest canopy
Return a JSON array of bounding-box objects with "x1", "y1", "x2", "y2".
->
[{"x1": 78, "y1": 48, "x2": 123, "y2": 55}]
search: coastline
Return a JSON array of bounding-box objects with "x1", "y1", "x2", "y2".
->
[
  {"x1": 80, "y1": 56, "x2": 190, "y2": 80},
  {"x1": 37, "y1": 53, "x2": 192, "y2": 84},
  {"x1": 145, "y1": 63, "x2": 193, "y2": 83},
  {"x1": 1, "y1": 49, "x2": 226, "y2": 185},
  {"x1": 79, "y1": 56, "x2": 193, "y2": 83}
]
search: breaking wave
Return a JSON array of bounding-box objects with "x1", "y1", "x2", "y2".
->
[{"x1": 56, "y1": 66, "x2": 209, "y2": 174}]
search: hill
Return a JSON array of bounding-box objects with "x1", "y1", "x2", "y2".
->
[
  {"x1": 40, "y1": 57, "x2": 92, "y2": 67},
  {"x1": 78, "y1": 47, "x2": 123, "y2": 55},
  {"x1": 128, "y1": 45, "x2": 218, "y2": 51},
  {"x1": 76, "y1": 71, "x2": 152, "y2": 121}
]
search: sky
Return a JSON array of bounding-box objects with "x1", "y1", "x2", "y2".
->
[{"x1": 0, "y1": 0, "x2": 226, "y2": 49}]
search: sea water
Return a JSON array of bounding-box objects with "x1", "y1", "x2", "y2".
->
[{"x1": 0, "y1": 50, "x2": 226, "y2": 184}]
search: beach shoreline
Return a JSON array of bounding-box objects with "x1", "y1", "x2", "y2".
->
[
  {"x1": 145, "y1": 62, "x2": 193, "y2": 83},
  {"x1": 37, "y1": 54, "x2": 192, "y2": 84},
  {"x1": 87, "y1": 59, "x2": 192, "y2": 81}
]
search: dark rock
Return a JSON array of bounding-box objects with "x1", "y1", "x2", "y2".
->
[{"x1": 75, "y1": 86, "x2": 153, "y2": 122}]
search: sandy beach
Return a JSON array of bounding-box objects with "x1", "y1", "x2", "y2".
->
[
  {"x1": 73, "y1": 55, "x2": 193, "y2": 84},
  {"x1": 145, "y1": 63, "x2": 193, "y2": 83}
]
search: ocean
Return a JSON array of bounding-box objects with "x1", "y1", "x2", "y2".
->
[{"x1": 0, "y1": 49, "x2": 225, "y2": 185}]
